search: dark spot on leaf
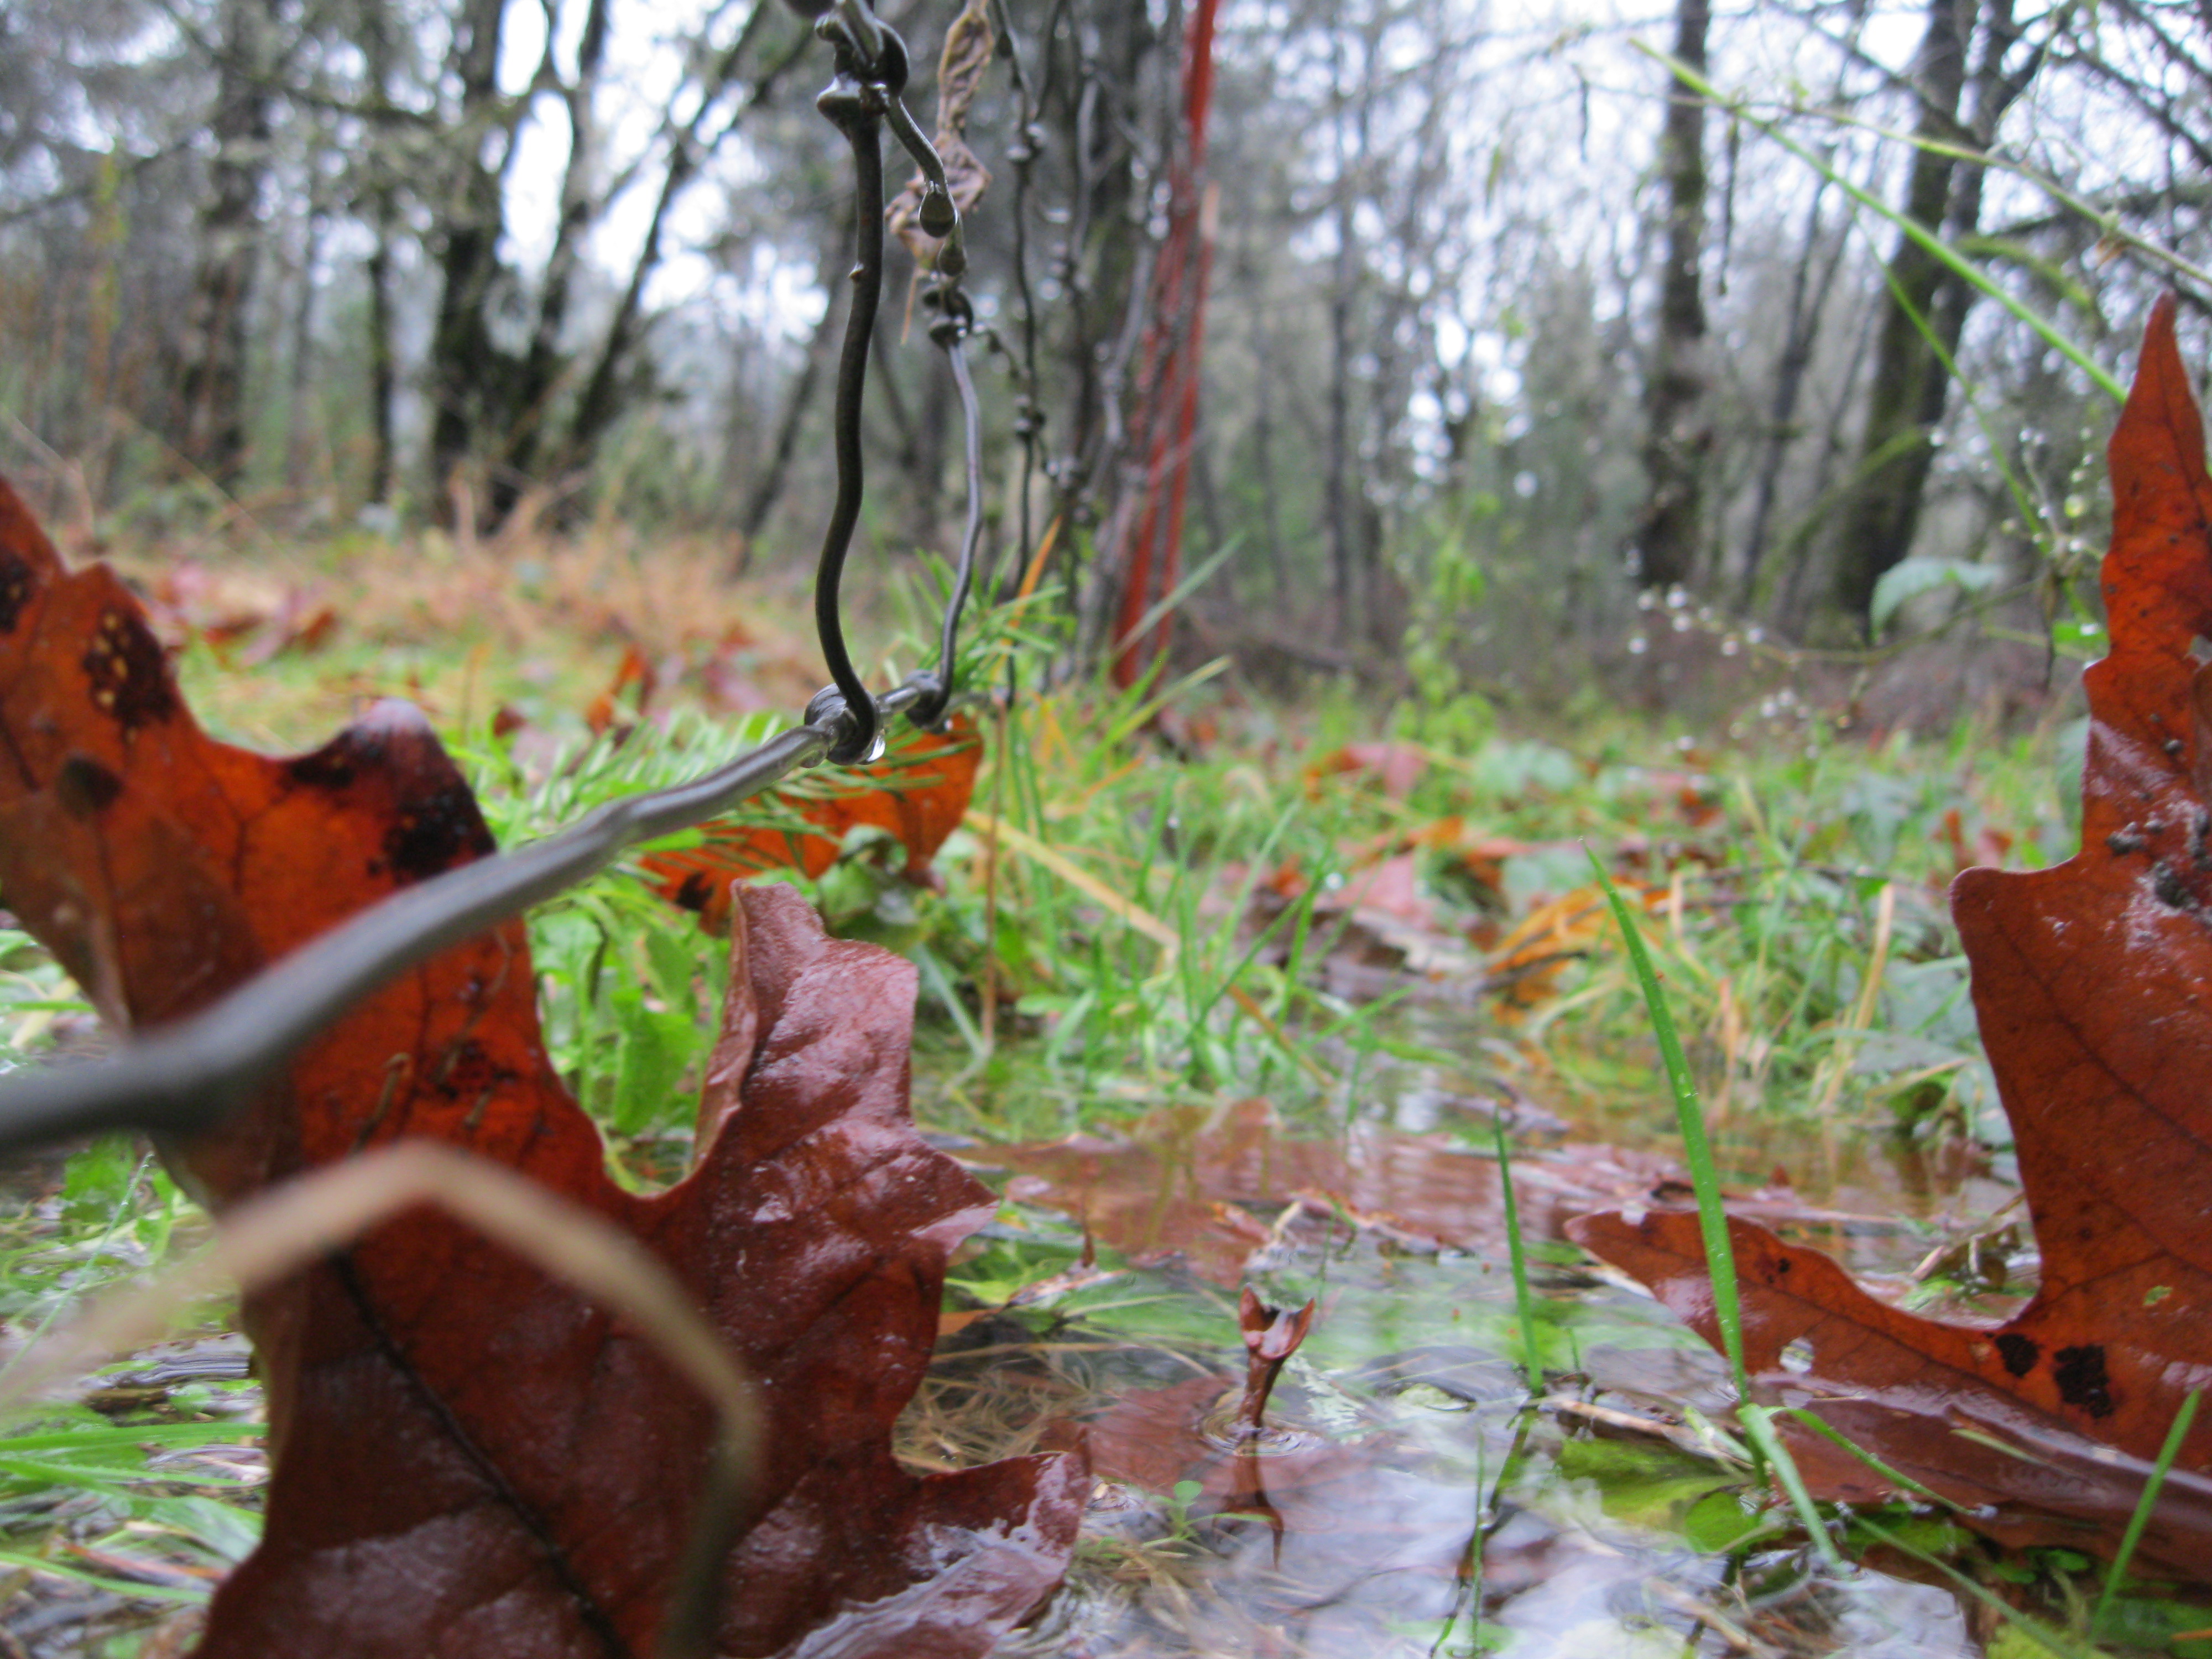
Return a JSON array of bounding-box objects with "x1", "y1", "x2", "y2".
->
[
  {"x1": 55, "y1": 754, "x2": 122, "y2": 818},
  {"x1": 285, "y1": 748, "x2": 358, "y2": 792},
  {"x1": 674, "y1": 870, "x2": 714, "y2": 912},
  {"x1": 0, "y1": 547, "x2": 30, "y2": 634},
  {"x1": 2053, "y1": 1344, "x2": 2115, "y2": 1416},
  {"x1": 435, "y1": 1040, "x2": 503, "y2": 1099},
  {"x1": 382, "y1": 783, "x2": 494, "y2": 884},
  {"x1": 2153, "y1": 861, "x2": 2194, "y2": 910},
  {"x1": 1995, "y1": 1332, "x2": 2039, "y2": 1377},
  {"x1": 81, "y1": 608, "x2": 175, "y2": 732}
]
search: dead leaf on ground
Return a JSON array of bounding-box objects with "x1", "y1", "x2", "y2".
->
[
  {"x1": 0, "y1": 474, "x2": 1082, "y2": 1655},
  {"x1": 584, "y1": 639, "x2": 658, "y2": 736},
  {"x1": 1572, "y1": 298, "x2": 2212, "y2": 1577},
  {"x1": 1350, "y1": 815, "x2": 1540, "y2": 898},
  {"x1": 642, "y1": 714, "x2": 984, "y2": 931},
  {"x1": 1322, "y1": 853, "x2": 1438, "y2": 932},
  {"x1": 1301, "y1": 742, "x2": 1429, "y2": 800},
  {"x1": 1486, "y1": 881, "x2": 1667, "y2": 1011},
  {"x1": 144, "y1": 561, "x2": 337, "y2": 664}
]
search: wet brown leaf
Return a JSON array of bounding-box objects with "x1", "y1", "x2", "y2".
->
[
  {"x1": 643, "y1": 715, "x2": 983, "y2": 932},
  {"x1": 889, "y1": 0, "x2": 995, "y2": 267},
  {"x1": 0, "y1": 476, "x2": 1082, "y2": 1654},
  {"x1": 993, "y1": 1098, "x2": 1683, "y2": 1285},
  {"x1": 1236, "y1": 1287, "x2": 1316, "y2": 1430},
  {"x1": 1300, "y1": 742, "x2": 1429, "y2": 801},
  {"x1": 1572, "y1": 298, "x2": 2212, "y2": 1578}
]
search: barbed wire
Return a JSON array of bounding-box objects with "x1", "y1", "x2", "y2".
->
[{"x1": 0, "y1": 0, "x2": 988, "y2": 1164}]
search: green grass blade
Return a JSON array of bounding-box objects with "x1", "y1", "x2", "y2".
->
[
  {"x1": 2095, "y1": 1385, "x2": 2202, "y2": 1635},
  {"x1": 1855, "y1": 1515, "x2": 2104, "y2": 1659},
  {"x1": 0, "y1": 1546, "x2": 211, "y2": 1604},
  {"x1": 1741, "y1": 1405, "x2": 1844, "y2": 1570},
  {"x1": 1493, "y1": 1120, "x2": 1541, "y2": 1394},
  {"x1": 1585, "y1": 848, "x2": 1748, "y2": 1401}
]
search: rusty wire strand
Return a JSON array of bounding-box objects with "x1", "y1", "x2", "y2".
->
[
  {"x1": 911, "y1": 312, "x2": 988, "y2": 728},
  {"x1": 990, "y1": 0, "x2": 1058, "y2": 572},
  {"x1": 0, "y1": 683, "x2": 942, "y2": 1160}
]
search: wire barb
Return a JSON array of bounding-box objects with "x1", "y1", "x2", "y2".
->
[
  {"x1": 804, "y1": 0, "x2": 984, "y2": 757},
  {"x1": 808, "y1": 13, "x2": 898, "y2": 766},
  {"x1": 911, "y1": 285, "x2": 985, "y2": 728}
]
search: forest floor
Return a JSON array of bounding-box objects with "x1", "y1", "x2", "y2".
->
[{"x1": 0, "y1": 520, "x2": 2197, "y2": 1658}]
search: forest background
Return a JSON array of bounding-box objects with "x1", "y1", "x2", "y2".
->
[{"x1": 3, "y1": 0, "x2": 2202, "y2": 692}]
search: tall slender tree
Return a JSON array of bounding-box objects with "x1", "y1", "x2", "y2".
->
[
  {"x1": 1827, "y1": 0, "x2": 2038, "y2": 633},
  {"x1": 424, "y1": 0, "x2": 516, "y2": 520},
  {"x1": 174, "y1": 0, "x2": 281, "y2": 487},
  {"x1": 1630, "y1": 0, "x2": 1713, "y2": 592}
]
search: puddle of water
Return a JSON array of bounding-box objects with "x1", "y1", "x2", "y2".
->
[
  {"x1": 925, "y1": 989, "x2": 2020, "y2": 1286},
  {"x1": 910, "y1": 1217, "x2": 1979, "y2": 1659},
  {"x1": 909, "y1": 970, "x2": 2156, "y2": 1653}
]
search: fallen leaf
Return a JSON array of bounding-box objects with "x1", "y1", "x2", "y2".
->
[
  {"x1": 1936, "y1": 804, "x2": 2013, "y2": 879},
  {"x1": 585, "y1": 640, "x2": 658, "y2": 735},
  {"x1": 0, "y1": 475, "x2": 1083, "y2": 1654},
  {"x1": 1486, "y1": 881, "x2": 1666, "y2": 1011},
  {"x1": 1237, "y1": 1287, "x2": 1316, "y2": 1430},
  {"x1": 1301, "y1": 742, "x2": 1429, "y2": 800},
  {"x1": 991, "y1": 1097, "x2": 1685, "y2": 1286},
  {"x1": 643, "y1": 716, "x2": 983, "y2": 931},
  {"x1": 1322, "y1": 852, "x2": 1437, "y2": 931},
  {"x1": 1571, "y1": 298, "x2": 2212, "y2": 1577},
  {"x1": 888, "y1": 0, "x2": 993, "y2": 268}
]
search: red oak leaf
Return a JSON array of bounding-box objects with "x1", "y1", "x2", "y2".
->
[
  {"x1": 0, "y1": 474, "x2": 1082, "y2": 1655},
  {"x1": 1569, "y1": 299, "x2": 2212, "y2": 1574},
  {"x1": 643, "y1": 718, "x2": 982, "y2": 934}
]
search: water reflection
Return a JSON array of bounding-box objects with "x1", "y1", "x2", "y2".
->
[{"x1": 913, "y1": 1229, "x2": 1975, "y2": 1658}]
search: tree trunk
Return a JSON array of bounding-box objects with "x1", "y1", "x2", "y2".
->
[
  {"x1": 566, "y1": 4, "x2": 805, "y2": 484},
  {"x1": 1323, "y1": 22, "x2": 1361, "y2": 641},
  {"x1": 357, "y1": 0, "x2": 401, "y2": 508},
  {"x1": 1630, "y1": 0, "x2": 1712, "y2": 592},
  {"x1": 284, "y1": 206, "x2": 324, "y2": 495},
  {"x1": 174, "y1": 0, "x2": 278, "y2": 489},
  {"x1": 1825, "y1": 0, "x2": 1979, "y2": 632},
  {"x1": 1736, "y1": 176, "x2": 1844, "y2": 611},
  {"x1": 494, "y1": 0, "x2": 613, "y2": 519},
  {"x1": 425, "y1": 0, "x2": 516, "y2": 523},
  {"x1": 1055, "y1": 1, "x2": 1158, "y2": 517},
  {"x1": 364, "y1": 202, "x2": 399, "y2": 507}
]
